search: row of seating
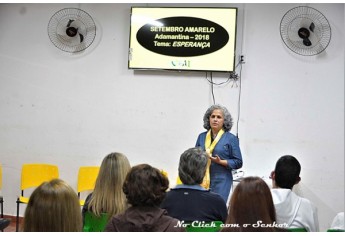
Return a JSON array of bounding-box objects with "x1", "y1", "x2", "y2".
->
[
  {"x1": 1, "y1": 163, "x2": 100, "y2": 231},
  {"x1": 1, "y1": 164, "x2": 343, "y2": 232}
]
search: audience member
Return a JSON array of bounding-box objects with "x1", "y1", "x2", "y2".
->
[
  {"x1": 23, "y1": 178, "x2": 82, "y2": 232},
  {"x1": 222, "y1": 176, "x2": 285, "y2": 232},
  {"x1": 82, "y1": 152, "x2": 131, "y2": 224},
  {"x1": 105, "y1": 164, "x2": 184, "y2": 232},
  {"x1": 161, "y1": 147, "x2": 227, "y2": 223},
  {"x1": 195, "y1": 104, "x2": 243, "y2": 203},
  {"x1": 270, "y1": 155, "x2": 319, "y2": 231}
]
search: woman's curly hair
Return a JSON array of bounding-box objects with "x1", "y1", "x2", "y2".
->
[
  {"x1": 123, "y1": 164, "x2": 169, "y2": 207},
  {"x1": 203, "y1": 104, "x2": 233, "y2": 132}
]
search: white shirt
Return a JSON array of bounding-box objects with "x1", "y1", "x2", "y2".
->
[
  {"x1": 271, "y1": 188, "x2": 319, "y2": 232},
  {"x1": 331, "y1": 212, "x2": 344, "y2": 230}
]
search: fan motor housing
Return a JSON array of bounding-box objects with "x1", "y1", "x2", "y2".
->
[{"x1": 66, "y1": 27, "x2": 78, "y2": 37}]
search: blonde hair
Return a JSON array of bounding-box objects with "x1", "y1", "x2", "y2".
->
[
  {"x1": 88, "y1": 152, "x2": 131, "y2": 217},
  {"x1": 24, "y1": 178, "x2": 82, "y2": 232}
]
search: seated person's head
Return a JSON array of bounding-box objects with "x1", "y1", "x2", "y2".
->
[
  {"x1": 178, "y1": 147, "x2": 207, "y2": 185},
  {"x1": 24, "y1": 178, "x2": 82, "y2": 232},
  {"x1": 123, "y1": 164, "x2": 169, "y2": 207},
  {"x1": 271, "y1": 155, "x2": 301, "y2": 189},
  {"x1": 98, "y1": 152, "x2": 131, "y2": 187},
  {"x1": 226, "y1": 176, "x2": 276, "y2": 231},
  {"x1": 90, "y1": 152, "x2": 131, "y2": 216}
]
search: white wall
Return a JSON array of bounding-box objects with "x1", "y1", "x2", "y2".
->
[
  {"x1": 0, "y1": 3, "x2": 343, "y2": 232},
  {"x1": 240, "y1": 3, "x2": 344, "y2": 231}
]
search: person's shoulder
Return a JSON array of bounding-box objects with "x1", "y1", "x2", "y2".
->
[
  {"x1": 198, "y1": 131, "x2": 207, "y2": 136},
  {"x1": 203, "y1": 190, "x2": 221, "y2": 197},
  {"x1": 169, "y1": 188, "x2": 218, "y2": 200},
  {"x1": 219, "y1": 131, "x2": 238, "y2": 141},
  {"x1": 167, "y1": 187, "x2": 185, "y2": 193},
  {"x1": 299, "y1": 195, "x2": 317, "y2": 209},
  {"x1": 271, "y1": 188, "x2": 291, "y2": 194},
  {"x1": 271, "y1": 188, "x2": 293, "y2": 204},
  {"x1": 163, "y1": 188, "x2": 177, "y2": 199},
  {"x1": 104, "y1": 214, "x2": 122, "y2": 232},
  {"x1": 202, "y1": 190, "x2": 227, "y2": 203},
  {"x1": 164, "y1": 217, "x2": 186, "y2": 232},
  {"x1": 169, "y1": 187, "x2": 205, "y2": 195},
  {"x1": 223, "y1": 132, "x2": 238, "y2": 138},
  {"x1": 289, "y1": 191, "x2": 317, "y2": 212},
  {"x1": 161, "y1": 209, "x2": 182, "y2": 223}
]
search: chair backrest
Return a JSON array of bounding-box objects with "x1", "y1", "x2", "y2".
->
[
  {"x1": 77, "y1": 166, "x2": 100, "y2": 194},
  {"x1": 185, "y1": 221, "x2": 223, "y2": 232},
  {"x1": 83, "y1": 211, "x2": 109, "y2": 232},
  {"x1": 160, "y1": 169, "x2": 168, "y2": 178},
  {"x1": 21, "y1": 164, "x2": 59, "y2": 191}
]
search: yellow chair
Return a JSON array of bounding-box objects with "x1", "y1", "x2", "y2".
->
[
  {"x1": 16, "y1": 163, "x2": 59, "y2": 231},
  {"x1": 0, "y1": 164, "x2": 3, "y2": 218},
  {"x1": 77, "y1": 166, "x2": 100, "y2": 206},
  {"x1": 160, "y1": 169, "x2": 168, "y2": 178}
]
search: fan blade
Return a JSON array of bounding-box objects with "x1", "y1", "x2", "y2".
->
[
  {"x1": 57, "y1": 33, "x2": 74, "y2": 43},
  {"x1": 309, "y1": 22, "x2": 315, "y2": 32},
  {"x1": 67, "y1": 19, "x2": 74, "y2": 27},
  {"x1": 79, "y1": 33, "x2": 84, "y2": 43}
]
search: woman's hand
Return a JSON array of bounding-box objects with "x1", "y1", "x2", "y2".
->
[{"x1": 210, "y1": 155, "x2": 228, "y2": 167}]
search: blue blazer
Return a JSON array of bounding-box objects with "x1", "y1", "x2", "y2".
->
[{"x1": 196, "y1": 131, "x2": 243, "y2": 202}]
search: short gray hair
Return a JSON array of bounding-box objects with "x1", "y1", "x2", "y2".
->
[
  {"x1": 178, "y1": 147, "x2": 208, "y2": 185},
  {"x1": 203, "y1": 104, "x2": 233, "y2": 132}
]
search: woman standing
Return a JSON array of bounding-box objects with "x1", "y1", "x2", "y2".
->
[{"x1": 196, "y1": 104, "x2": 243, "y2": 203}]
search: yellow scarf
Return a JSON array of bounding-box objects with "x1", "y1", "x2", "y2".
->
[{"x1": 201, "y1": 129, "x2": 224, "y2": 189}]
